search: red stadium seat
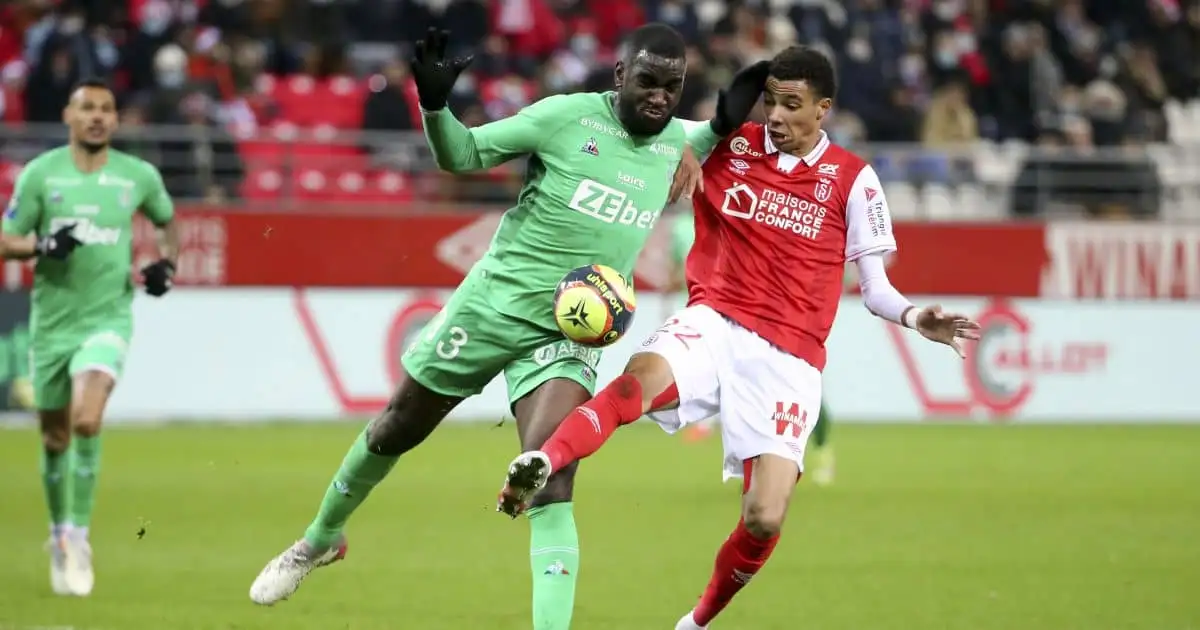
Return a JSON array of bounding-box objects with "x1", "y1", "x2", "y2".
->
[
  {"x1": 240, "y1": 166, "x2": 285, "y2": 200},
  {"x1": 0, "y1": 160, "x2": 22, "y2": 195}
]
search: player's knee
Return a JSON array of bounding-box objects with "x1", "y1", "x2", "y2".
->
[
  {"x1": 41, "y1": 426, "x2": 71, "y2": 453},
  {"x1": 742, "y1": 498, "x2": 787, "y2": 539},
  {"x1": 623, "y1": 352, "x2": 677, "y2": 410},
  {"x1": 38, "y1": 411, "x2": 70, "y2": 452},
  {"x1": 531, "y1": 462, "x2": 577, "y2": 507},
  {"x1": 365, "y1": 380, "x2": 456, "y2": 456},
  {"x1": 364, "y1": 410, "x2": 417, "y2": 456},
  {"x1": 73, "y1": 417, "x2": 101, "y2": 438}
]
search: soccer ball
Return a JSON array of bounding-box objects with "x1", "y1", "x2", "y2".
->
[{"x1": 553, "y1": 264, "x2": 637, "y2": 347}]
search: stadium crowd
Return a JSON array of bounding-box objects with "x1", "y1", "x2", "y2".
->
[{"x1": 0, "y1": 0, "x2": 1196, "y2": 215}]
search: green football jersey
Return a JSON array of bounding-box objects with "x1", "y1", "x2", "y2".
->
[
  {"x1": 435, "y1": 92, "x2": 718, "y2": 330},
  {"x1": 670, "y1": 211, "x2": 695, "y2": 268},
  {"x1": 2, "y1": 146, "x2": 174, "y2": 341}
]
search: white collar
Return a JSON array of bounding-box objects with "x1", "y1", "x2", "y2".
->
[{"x1": 763, "y1": 128, "x2": 830, "y2": 165}]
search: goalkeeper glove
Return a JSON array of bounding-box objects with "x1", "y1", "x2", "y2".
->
[
  {"x1": 710, "y1": 60, "x2": 771, "y2": 137},
  {"x1": 409, "y1": 28, "x2": 474, "y2": 111},
  {"x1": 140, "y1": 259, "x2": 175, "y2": 297},
  {"x1": 35, "y1": 224, "x2": 83, "y2": 260}
]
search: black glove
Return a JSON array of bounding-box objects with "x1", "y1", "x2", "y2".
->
[
  {"x1": 710, "y1": 60, "x2": 772, "y2": 136},
  {"x1": 409, "y1": 28, "x2": 474, "y2": 111},
  {"x1": 141, "y1": 259, "x2": 175, "y2": 297},
  {"x1": 35, "y1": 224, "x2": 83, "y2": 260}
]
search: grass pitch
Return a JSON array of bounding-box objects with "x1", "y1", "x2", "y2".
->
[{"x1": 0, "y1": 421, "x2": 1198, "y2": 630}]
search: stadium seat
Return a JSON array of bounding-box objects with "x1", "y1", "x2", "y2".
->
[
  {"x1": 240, "y1": 166, "x2": 285, "y2": 200},
  {"x1": 883, "y1": 182, "x2": 918, "y2": 220},
  {"x1": 922, "y1": 184, "x2": 957, "y2": 220},
  {"x1": 0, "y1": 160, "x2": 21, "y2": 195}
]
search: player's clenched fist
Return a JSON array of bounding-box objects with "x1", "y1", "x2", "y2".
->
[
  {"x1": 409, "y1": 28, "x2": 474, "y2": 112},
  {"x1": 35, "y1": 224, "x2": 82, "y2": 260},
  {"x1": 140, "y1": 259, "x2": 175, "y2": 297}
]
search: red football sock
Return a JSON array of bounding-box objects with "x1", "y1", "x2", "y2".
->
[
  {"x1": 692, "y1": 518, "x2": 780, "y2": 626},
  {"x1": 540, "y1": 374, "x2": 644, "y2": 471}
]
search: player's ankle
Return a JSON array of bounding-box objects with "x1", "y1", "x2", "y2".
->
[{"x1": 541, "y1": 443, "x2": 569, "y2": 472}]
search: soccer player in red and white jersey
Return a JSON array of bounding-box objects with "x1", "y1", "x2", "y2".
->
[{"x1": 496, "y1": 46, "x2": 981, "y2": 628}]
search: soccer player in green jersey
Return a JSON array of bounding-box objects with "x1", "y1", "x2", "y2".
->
[
  {"x1": 0, "y1": 78, "x2": 179, "y2": 597},
  {"x1": 249, "y1": 24, "x2": 768, "y2": 628}
]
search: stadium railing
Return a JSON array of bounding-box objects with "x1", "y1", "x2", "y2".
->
[{"x1": 1, "y1": 123, "x2": 1196, "y2": 220}]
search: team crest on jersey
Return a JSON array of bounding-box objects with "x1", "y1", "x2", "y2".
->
[
  {"x1": 580, "y1": 137, "x2": 599, "y2": 156},
  {"x1": 814, "y1": 178, "x2": 833, "y2": 203}
]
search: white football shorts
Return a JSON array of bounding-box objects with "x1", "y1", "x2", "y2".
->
[{"x1": 643, "y1": 305, "x2": 822, "y2": 482}]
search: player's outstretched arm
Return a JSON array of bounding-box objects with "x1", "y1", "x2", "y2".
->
[
  {"x1": 409, "y1": 27, "x2": 555, "y2": 174},
  {"x1": 847, "y1": 165, "x2": 980, "y2": 356},
  {"x1": 425, "y1": 94, "x2": 576, "y2": 173}
]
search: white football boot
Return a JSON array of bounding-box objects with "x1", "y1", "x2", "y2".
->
[
  {"x1": 46, "y1": 533, "x2": 71, "y2": 596},
  {"x1": 496, "y1": 451, "x2": 552, "y2": 518},
  {"x1": 249, "y1": 536, "x2": 347, "y2": 605},
  {"x1": 675, "y1": 610, "x2": 707, "y2": 629},
  {"x1": 63, "y1": 529, "x2": 94, "y2": 596}
]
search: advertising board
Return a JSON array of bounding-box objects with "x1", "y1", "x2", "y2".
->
[
  {"x1": 52, "y1": 289, "x2": 1194, "y2": 423},
  {"x1": 4, "y1": 211, "x2": 1198, "y2": 298},
  {"x1": 0, "y1": 290, "x2": 32, "y2": 411}
]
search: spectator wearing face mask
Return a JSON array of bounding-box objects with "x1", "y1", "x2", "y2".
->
[
  {"x1": 144, "y1": 43, "x2": 219, "y2": 126},
  {"x1": 121, "y1": 0, "x2": 179, "y2": 94},
  {"x1": 23, "y1": 4, "x2": 118, "y2": 124}
]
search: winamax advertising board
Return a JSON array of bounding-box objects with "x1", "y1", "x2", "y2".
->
[
  {"x1": 1, "y1": 208, "x2": 1196, "y2": 423},
  {"x1": 48, "y1": 289, "x2": 1191, "y2": 423}
]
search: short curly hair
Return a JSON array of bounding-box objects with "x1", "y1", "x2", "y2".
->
[{"x1": 768, "y1": 46, "x2": 837, "y2": 101}]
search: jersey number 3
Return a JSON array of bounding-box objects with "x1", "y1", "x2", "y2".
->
[{"x1": 424, "y1": 311, "x2": 470, "y2": 360}]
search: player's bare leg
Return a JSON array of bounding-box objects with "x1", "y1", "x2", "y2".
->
[
  {"x1": 61, "y1": 370, "x2": 116, "y2": 597},
  {"x1": 505, "y1": 378, "x2": 590, "y2": 629},
  {"x1": 38, "y1": 408, "x2": 73, "y2": 596},
  {"x1": 250, "y1": 369, "x2": 462, "y2": 605},
  {"x1": 677, "y1": 454, "x2": 797, "y2": 629},
  {"x1": 499, "y1": 352, "x2": 678, "y2": 515}
]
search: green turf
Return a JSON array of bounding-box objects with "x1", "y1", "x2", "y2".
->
[{"x1": 1, "y1": 422, "x2": 1198, "y2": 630}]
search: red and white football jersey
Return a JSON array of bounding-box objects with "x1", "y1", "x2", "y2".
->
[{"x1": 686, "y1": 122, "x2": 897, "y2": 370}]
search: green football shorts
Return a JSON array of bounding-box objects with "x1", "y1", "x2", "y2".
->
[
  {"x1": 31, "y1": 329, "x2": 130, "y2": 410},
  {"x1": 401, "y1": 269, "x2": 601, "y2": 405}
]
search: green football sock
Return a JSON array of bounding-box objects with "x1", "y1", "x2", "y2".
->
[
  {"x1": 813, "y1": 402, "x2": 832, "y2": 448},
  {"x1": 40, "y1": 446, "x2": 71, "y2": 528},
  {"x1": 303, "y1": 428, "x2": 398, "y2": 550},
  {"x1": 70, "y1": 435, "x2": 102, "y2": 528},
  {"x1": 528, "y1": 502, "x2": 580, "y2": 630}
]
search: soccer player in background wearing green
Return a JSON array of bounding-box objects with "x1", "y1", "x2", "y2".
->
[
  {"x1": 0, "y1": 78, "x2": 179, "y2": 597},
  {"x1": 671, "y1": 209, "x2": 840, "y2": 485},
  {"x1": 250, "y1": 25, "x2": 768, "y2": 628}
]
